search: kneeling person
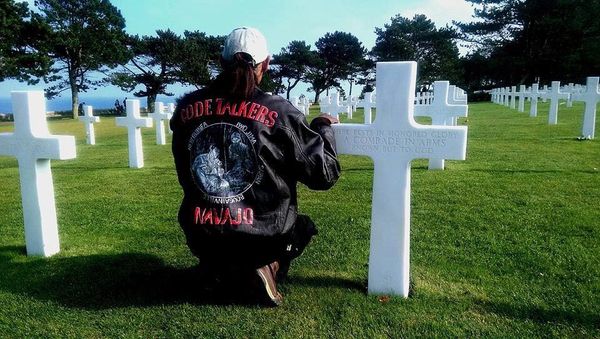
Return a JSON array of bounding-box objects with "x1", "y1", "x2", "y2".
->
[{"x1": 170, "y1": 27, "x2": 340, "y2": 306}]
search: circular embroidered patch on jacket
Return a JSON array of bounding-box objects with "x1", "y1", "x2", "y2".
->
[{"x1": 189, "y1": 123, "x2": 258, "y2": 198}]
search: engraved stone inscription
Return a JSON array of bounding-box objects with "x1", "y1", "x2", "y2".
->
[{"x1": 336, "y1": 128, "x2": 460, "y2": 154}]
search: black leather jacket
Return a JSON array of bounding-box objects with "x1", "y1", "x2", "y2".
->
[{"x1": 171, "y1": 87, "x2": 340, "y2": 239}]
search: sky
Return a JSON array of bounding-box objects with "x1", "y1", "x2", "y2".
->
[{"x1": 0, "y1": 0, "x2": 476, "y2": 103}]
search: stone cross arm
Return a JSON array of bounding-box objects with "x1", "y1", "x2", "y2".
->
[
  {"x1": 572, "y1": 77, "x2": 600, "y2": 102},
  {"x1": 414, "y1": 103, "x2": 468, "y2": 119},
  {"x1": 79, "y1": 105, "x2": 100, "y2": 124},
  {"x1": 116, "y1": 116, "x2": 152, "y2": 129},
  {"x1": 79, "y1": 115, "x2": 100, "y2": 124},
  {"x1": 414, "y1": 81, "x2": 468, "y2": 119},
  {"x1": 0, "y1": 134, "x2": 76, "y2": 159}
]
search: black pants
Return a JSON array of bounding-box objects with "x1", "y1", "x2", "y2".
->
[{"x1": 184, "y1": 214, "x2": 318, "y2": 272}]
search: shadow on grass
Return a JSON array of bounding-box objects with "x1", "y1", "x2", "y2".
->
[
  {"x1": 289, "y1": 275, "x2": 366, "y2": 292},
  {"x1": 0, "y1": 246, "x2": 367, "y2": 310},
  {"x1": 476, "y1": 299, "x2": 600, "y2": 329},
  {"x1": 0, "y1": 246, "x2": 265, "y2": 309}
]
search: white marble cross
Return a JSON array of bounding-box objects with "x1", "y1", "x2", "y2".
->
[
  {"x1": 448, "y1": 85, "x2": 467, "y2": 126},
  {"x1": 414, "y1": 81, "x2": 468, "y2": 170},
  {"x1": 291, "y1": 96, "x2": 306, "y2": 114},
  {"x1": 542, "y1": 85, "x2": 549, "y2": 102},
  {"x1": 115, "y1": 99, "x2": 152, "y2": 168},
  {"x1": 527, "y1": 84, "x2": 543, "y2": 118},
  {"x1": 357, "y1": 91, "x2": 376, "y2": 124},
  {"x1": 543, "y1": 81, "x2": 569, "y2": 125},
  {"x1": 492, "y1": 88, "x2": 500, "y2": 104},
  {"x1": 510, "y1": 86, "x2": 517, "y2": 109},
  {"x1": 415, "y1": 92, "x2": 424, "y2": 106},
  {"x1": 319, "y1": 95, "x2": 331, "y2": 114},
  {"x1": 148, "y1": 101, "x2": 170, "y2": 145},
  {"x1": 0, "y1": 91, "x2": 76, "y2": 256},
  {"x1": 344, "y1": 96, "x2": 357, "y2": 113},
  {"x1": 332, "y1": 62, "x2": 468, "y2": 296},
  {"x1": 330, "y1": 92, "x2": 352, "y2": 119},
  {"x1": 300, "y1": 96, "x2": 311, "y2": 115},
  {"x1": 449, "y1": 85, "x2": 467, "y2": 105},
  {"x1": 79, "y1": 105, "x2": 100, "y2": 145},
  {"x1": 517, "y1": 85, "x2": 527, "y2": 112},
  {"x1": 572, "y1": 77, "x2": 599, "y2": 139},
  {"x1": 167, "y1": 103, "x2": 175, "y2": 134},
  {"x1": 565, "y1": 83, "x2": 575, "y2": 108}
]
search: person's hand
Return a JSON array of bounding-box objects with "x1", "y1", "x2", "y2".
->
[{"x1": 316, "y1": 113, "x2": 339, "y2": 125}]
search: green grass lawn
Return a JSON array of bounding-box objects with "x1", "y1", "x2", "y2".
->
[{"x1": 0, "y1": 100, "x2": 598, "y2": 337}]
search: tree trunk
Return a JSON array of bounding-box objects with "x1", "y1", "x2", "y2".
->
[
  {"x1": 286, "y1": 78, "x2": 301, "y2": 100},
  {"x1": 69, "y1": 72, "x2": 79, "y2": 119},
  {"x1": 147, "y1": 93, "x2": 157, "y2": 113},
  {"x1": 71, "y1": 90, "x2": 79, "y2": 119},
  {"x1": 313, "y1": 88, "x2": 324, "y2": 104}
]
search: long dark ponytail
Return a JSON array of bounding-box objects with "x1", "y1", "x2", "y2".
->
[{"x1": 213, "y1": 53, "x2": 259, "y2": 100}]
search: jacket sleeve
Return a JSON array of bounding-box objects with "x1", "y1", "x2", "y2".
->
[
  {"x1": 283, "y1": 114, "x2": 341, "y2": 190},
  {"x1": 170, "y1": 102, "x2": 194, "y2": 194}
]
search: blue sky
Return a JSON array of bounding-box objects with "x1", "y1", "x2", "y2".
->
[{"x1": 1, "y1": 0, "x2": 475, "y2": 101}]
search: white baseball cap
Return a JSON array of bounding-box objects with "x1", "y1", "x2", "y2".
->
[{"x1": 222, "y1": 27, "x2": 269, "y2": 66}]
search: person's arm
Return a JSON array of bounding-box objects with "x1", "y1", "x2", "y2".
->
[{"x1": 284, "y1": 113, "x2": 341, "y2": 190}]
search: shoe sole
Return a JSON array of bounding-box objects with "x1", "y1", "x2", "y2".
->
[{"x1": 257, "y1": 268, "x2": 283, "y2": 306}]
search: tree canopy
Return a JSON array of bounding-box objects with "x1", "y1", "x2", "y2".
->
[
  {"x1": 0, "y1": 0, "x2": 49, "y2": 82},
  {"x1": 270, "y1": 40, "x2": 313, "y2": 99},
  {"x1": 372, "y1": 14, "x2": 462, "y2": 86},
  {"x1": 2, "y1": 0, "x2": 599, "y2": 109},
  {"x1": 111, "y1": 30, "x2": 224, "y2": 111},
  {"x1": 305, "y1": 31, "x2": 367, "y2": 102},
  {"x1": 33, "y1": 0, "x2": 129, "y2": 117},
  {"x1": 456, "y1": 0, "x2": 600, "y2": 87},
  {"x1": 177, "y1": 31, "x2": 224, "y2": 89},
  {"x1": 110, "y1": 30, "x2": 183, "y2": 112}
]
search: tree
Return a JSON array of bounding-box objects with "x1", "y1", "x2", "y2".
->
[
  {"x1": 348, "y1": 57, "x2": 375, "y2": 99},
  {"x1": 271, "y1": 40, "x2": 313, "y2": 99},
  {"x1": 305, "y1": 31, "x2": 367, "y2": 103},
  {"x1": 357, "y1": 58, "x2": 376, "y2": 98},
  {"x1": 258, "y1": 71, "x2": 279, "y2": 94},
  {"x1": 110, "y1": 30, "x2": 183, "y2": 112},
  {"x1": 455, "y1": 0, "x2": 600, "y2": 86},
  {"x1": 459, "y1": 52, "x2": 494, "y2": 92},
  {"x1": 33, "y1": 0, "x2": 129, "y2": 118},
  {"x1": 372, "y1": 14, "x2": 462, "y2": 86},
  {"x1": 177, "y1": 31, "x2": 224, "y2": 89},
  {"x1": 263, "y1": 63, "x2": 285, "y2": 95},
  {"x1": 0, "y1": 0, "x2": 50, "y2": 82}
]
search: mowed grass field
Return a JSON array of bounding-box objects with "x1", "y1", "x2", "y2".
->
[{"x1": 0, "y1": 99, "x2": 598, "y2": 337}]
